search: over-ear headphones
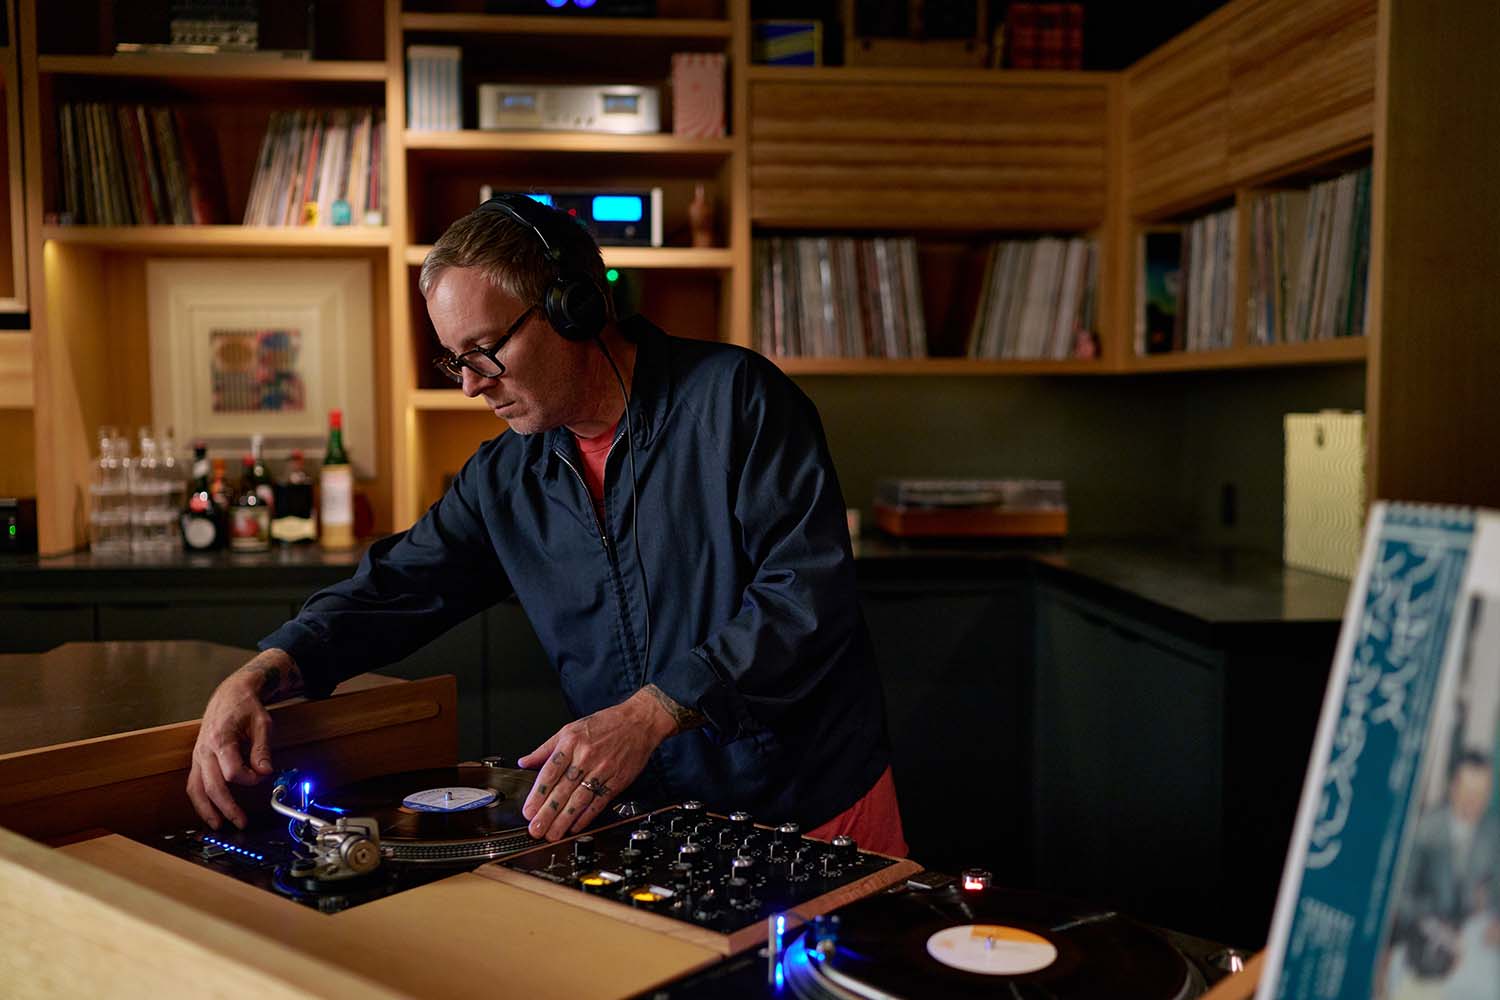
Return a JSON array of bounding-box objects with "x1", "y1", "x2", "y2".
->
[{"x1": 477, "y1": 194, "x2": 609, "y2": 343}]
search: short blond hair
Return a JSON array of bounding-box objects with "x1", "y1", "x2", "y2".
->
[{"x1": 418, "y1": 201, "x2": 608, "y2": 304}]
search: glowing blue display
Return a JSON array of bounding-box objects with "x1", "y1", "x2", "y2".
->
[
  {"x1": 546, "y1": 0, "x2": 568, "y2": 8},
  {"x1": 526, "y1": 193, "x2": 554, "y2": 207},
  {"x1": 576, "y1": 0, "x2": 598, "y2": 7},
  {"x1": 774, "y1": 961, "x2": 785, "y2": 991},
  {"x1": 204, "y1": 836, "x2": 265, "y2": 862},
  {"x1": 592, "y1": 196, "x2": 643, "y2": 223}
]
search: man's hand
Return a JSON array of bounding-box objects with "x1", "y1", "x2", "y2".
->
[
  {"x1": 518, "y1": 685, "x2": 699, "y2": 841},
  {"x1": 185, "y1": 649, "x2": 303, "y2": 830}
]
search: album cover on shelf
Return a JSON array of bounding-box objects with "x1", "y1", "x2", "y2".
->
[{"x1": 1258, "y1": 503, "x2": 1500, "y2": 1000}]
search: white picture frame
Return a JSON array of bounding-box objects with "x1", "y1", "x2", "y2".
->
[{"x1": 147, "y1": 258, "x2": 376, "y2": 477}]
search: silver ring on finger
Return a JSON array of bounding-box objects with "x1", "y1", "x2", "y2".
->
[{"x1": 580, "y1": 777, "x2": 609, "y2": 796}]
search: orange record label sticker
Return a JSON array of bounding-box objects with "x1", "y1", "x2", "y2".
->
[
  {"x1": 925, "y1": 924, "x2": 1059, "y2": 976},
  {"x1": 402, "y1": 786, "x2": 499, "y2": 812}
]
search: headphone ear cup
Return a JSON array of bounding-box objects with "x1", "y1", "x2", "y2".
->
[{"x1": 545, "y1": 276, "x2": 608, "y2": 342}]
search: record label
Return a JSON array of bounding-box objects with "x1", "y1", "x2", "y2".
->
[
  {"x1": 926, "y1": 924, "x2": 1059, "y2": 976},
  {"x1": 401, "y1": 786, "x2": 499, "y2": 812}
]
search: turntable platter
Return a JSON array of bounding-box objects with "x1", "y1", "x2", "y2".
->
[
  {"x1": 787, "y1": 885, "x2": 1200, "y2": 1000},
  {"x1": 311, "y1": 766, "x2": 538, "y2": 863}
]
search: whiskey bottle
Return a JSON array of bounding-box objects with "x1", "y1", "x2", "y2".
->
[{"x1": 230, "y1": 454, "x2": 271, "y2": 552}]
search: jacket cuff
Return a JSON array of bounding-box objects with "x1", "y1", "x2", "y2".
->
[
  {"x1": 654, "y1": 649, "x2": 754, "y2": 744},
  {"x1": 258, "y1": 620, "x2": 339, "y2": 699}
]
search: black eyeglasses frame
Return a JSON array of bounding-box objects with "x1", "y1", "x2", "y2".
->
[{"x1": 431, "y1": 303, "x2": 540, "y2": 384}]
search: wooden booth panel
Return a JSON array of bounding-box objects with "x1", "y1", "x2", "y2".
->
[
  {"x1": 1227, "y1": 0, "x2": 1377, "y2": 183},
  {"x1": 1123, "y1": 9, "x2": 1236, "y2": 218},
  {"x1": 749, "y1": 79, "x2": 1108, "y2": 232}
]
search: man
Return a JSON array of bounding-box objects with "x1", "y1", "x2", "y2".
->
[
  {"x1": 186, "y1": 195, "x2": 906, "y2": 854},
  {"x1": 1387, "y1": 750, "x2": 1499, "y2": 996}
]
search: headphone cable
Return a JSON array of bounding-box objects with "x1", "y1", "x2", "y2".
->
[{"x1": 595, "y1": 337, "x2": 652, "y2": 682}]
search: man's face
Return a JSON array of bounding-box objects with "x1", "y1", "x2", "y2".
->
[
  {"x1": 1450, "y1": 763, "x2": 1493, "y2": 825},
  {"x1": 427, "y1": 267, "x2": 590, "y2": 436}
]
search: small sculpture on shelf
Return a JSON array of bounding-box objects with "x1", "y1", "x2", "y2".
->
[{"x1": 688, "y1": 184, "x2": 716, "y2": 249}]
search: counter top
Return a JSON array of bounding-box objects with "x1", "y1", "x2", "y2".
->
[{"x1": 0, "y1": 537, "x2": 1351, "y2": 640}]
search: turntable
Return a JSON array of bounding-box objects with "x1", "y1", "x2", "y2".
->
[
  {"x1": 149, "y1": 762, "x2": 540, "y2": 913},
  {"x1": 632, "y1": 870, "x2": 1248, "y2": 999}
]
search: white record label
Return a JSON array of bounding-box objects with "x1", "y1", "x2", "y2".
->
[
  {"x1": 402, "y1": 786, "x2": 498, "y2": 812},
  {"x1": 925, "y1": 924, "x2": 1059, "y2": 976}
]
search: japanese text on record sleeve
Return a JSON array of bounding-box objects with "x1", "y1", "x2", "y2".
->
[{"x1": 1278, "y1": 510, "x2": 1474, "y2": 1000}]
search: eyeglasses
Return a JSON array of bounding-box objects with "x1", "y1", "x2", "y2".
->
[{"x1": 431, "y1": 303, "x2": 539, "y2": 384}]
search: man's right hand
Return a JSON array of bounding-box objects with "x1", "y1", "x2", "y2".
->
[{"x1": 186, "y1": 649, "x2": 302, "y2": 830}]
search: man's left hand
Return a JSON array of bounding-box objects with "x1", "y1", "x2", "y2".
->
[{"x1": 518, "y1": 688, "x2": 679, "y2": 841}]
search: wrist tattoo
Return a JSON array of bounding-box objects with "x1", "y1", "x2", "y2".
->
[
  {"x1": 644, "y1": 684, "x2": 706, "y2": 734},
  {"x1": 256, "y1": 660, "x2": 304, "y2": 702}
]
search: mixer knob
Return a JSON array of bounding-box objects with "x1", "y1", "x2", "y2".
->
[
  {"x1": 739, "y1": 832, "x2": 762, "y2": 855},
  {"x1": 668, "y1": 814, "x2": 689, "y2": 835},
  {"x1": 629, "y1": 829, "x2": 655, "y2": 851},
  {"x1": 717, "y1": 828, "x2": 739, "y2": 850},
  {"x1": 728, "y1": 810, "x2": 753, "y2": 827},
  {"x1": 693, "y1": 821, "x2": 716, "y2": 838},
  {"x1": 681, "y1": 800, "x2": 705, "y2": 814},
  {"x1": 773, "y1": 822, "x2": 800, "y2": 845},
  {"x1": 785, "y1": 858, "x2": 809, "y2": 881},
  {"x1": 572, "y1": 835, "x2": 596, "y2": 865},
  {"x1": 730, "y1": 855, "x2": 756, "y2": 880},
  {"x1": 831, "y1": 834, "x2": 858, "y2": 863},
  {"x1": 677, "y1": 842, "x2": 705, "y2": 870},
  {"x1": 726, "y1": 876, "x2": 756, "y2": 909},
  {"x1": 766, "y1": 840, "x2": 786, "y2": 862},
  {"x1": 668, "y1": 861, "x2": 695, "y2": 893},
  {"x1": 618, "y1": 848, "x2": 644, "y2": 875},
  {"x1": 819, "y1": 854, "x2": 839, "y2": 878}
]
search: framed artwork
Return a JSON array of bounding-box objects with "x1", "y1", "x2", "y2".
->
[{"x1": 147, "y1": 259, "x2": 376, "y2": 477}]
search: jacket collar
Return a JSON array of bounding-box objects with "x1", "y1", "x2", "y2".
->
[{"x1": 532, "y1": 315, "x2": 671, "y2": 477}]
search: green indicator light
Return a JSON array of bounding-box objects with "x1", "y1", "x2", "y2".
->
[
  {"x1": 7, "y1": 524, "x2": 14, "y2": 537},
  {"x1": 605, "y1": 268, "x2": 619, "y2": 283}
]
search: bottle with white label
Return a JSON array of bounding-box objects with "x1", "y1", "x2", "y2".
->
[{"x1": 319, "y1": 408, "x2": 355, "y2": 550}]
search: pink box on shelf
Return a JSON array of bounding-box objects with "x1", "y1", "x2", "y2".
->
[{"x1": 671, "y1": 52, "x2": 726, "y2": 139}]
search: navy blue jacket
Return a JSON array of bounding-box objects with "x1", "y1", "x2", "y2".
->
[{"x1": 261, "y1": 318, "x2": 891, "y2": 828}]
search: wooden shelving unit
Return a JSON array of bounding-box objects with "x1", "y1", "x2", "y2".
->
[
  {"x1": 17, "y1": 0, "x2": 1500, "y2": 551},
  {"x1": 42, "y1": 226, "x2": 393, "y2": 250},
  {"x1": 36, "y1": 54, "x2": 389, "y2": 82},
  {"x1": 399, "y1": 13, "x2": 730, "y2": 40}
]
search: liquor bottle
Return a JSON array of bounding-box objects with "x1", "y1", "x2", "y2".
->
[
  {"x1": 180, "y1": 441, "x2": 224, "y2": 551},
  {"x1": 319, "y1": 409, "x2": 355, "y2": 550},
  {"x1": 271, "y1": 449, "x2": 316, "y2": 544},
  {"x1": 250, "y1": 434, "x2": 275, "y2": 514},
  {"x1": 209, "y1": 457, "x2": 232, "y2": 524},
  {"x1": 230, "y1": 454, "x2": 271, "y2": 552}
]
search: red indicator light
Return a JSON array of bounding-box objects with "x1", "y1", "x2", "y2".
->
[{"x1": 961, "y1": 868, "x2": 992, "y2": 891}]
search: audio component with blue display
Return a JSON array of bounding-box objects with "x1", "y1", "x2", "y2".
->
[
  {"x1": 481, "y1": 186, "x2": 663, "y2": 247},
  {"x1": 478, "y1": 83, "x2": 661, "y2": 134},
  {"x1": 482, "y1": 801, "x2": 922, "y2": 955}
]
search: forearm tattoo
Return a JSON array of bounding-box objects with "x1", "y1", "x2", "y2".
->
[{"x1": 644, "y1": 684, "x2": 706, "y2": 734}]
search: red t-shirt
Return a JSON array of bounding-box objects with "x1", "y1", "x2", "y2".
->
[
  {"x1": 573, "y1": 420, "x2": 906, "y2": 858},
  {"x1": 806, "y1": 766, "x2": 908, "y2": 857},
  {"x1": 571, "y1": 419, "x2": 619, "y2": 526}
]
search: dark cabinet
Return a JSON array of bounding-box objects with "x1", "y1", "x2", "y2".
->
[
  {"x1": 97, "y1": 601, "x2": 298, "y2": 650},
  {"x1": 0, "y1": 603, "x2": 94, "y2": 652}
]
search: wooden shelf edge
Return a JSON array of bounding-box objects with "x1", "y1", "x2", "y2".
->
[
  {"x1": 403, "y1": 130, "x2": 736, "y2": 155},
  {"x1": 405, "y1": 245, "x2": 733, "y2": 269},
  {"x1": 745, "y1": 66, "x2": 1115, "y2": 87},
  {"x1": 37, "y1": 54, "x2": 388, "y2": 82},
  {"x1": 1123, "y1": 337, "x2": 1368, "y2": 372},
  {"x1": 400, "y1": 13, "x2": 731, "y2": 39},
  {"x1": 42, "y1": 226, "x2": 393, "y2": 249},
  {"x1": 772, "y1": 357, "x2": 1112, "y2": 376}
]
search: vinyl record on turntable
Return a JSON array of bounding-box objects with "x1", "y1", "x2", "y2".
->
[
  {"x1": 784, "y1": 885, "x2": 1202, "y2": 1000},
  {"x1": 310, "y1": 766, "x2": 539, "y2": 864}
]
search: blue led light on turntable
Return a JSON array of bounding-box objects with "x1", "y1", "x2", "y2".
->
[
  {"x1": 525, "y1": 193, "x2": 553, "y2": 207},
  {"x1": 592, "y1": 195, "x2": 643, "y2": 223}
]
